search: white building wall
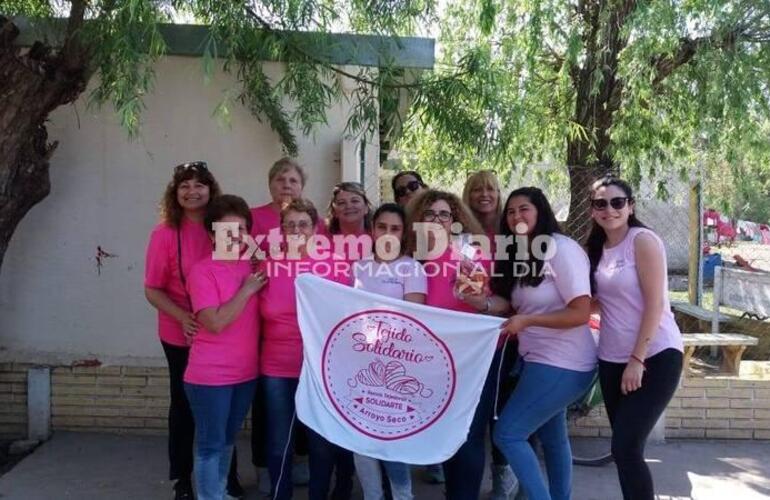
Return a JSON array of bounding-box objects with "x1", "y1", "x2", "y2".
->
[{"x1": 0, "y1": 56, "x2": 379, "y2": 360}]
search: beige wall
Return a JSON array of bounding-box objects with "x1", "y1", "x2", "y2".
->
[{"x1": 0, "y1": 56, "x2": 379, "y2": 360}]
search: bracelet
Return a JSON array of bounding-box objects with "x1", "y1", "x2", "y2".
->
[
  {"x1": 630, "y1": 354, "x2": 646, "y2": 368},
  {"x1": 481, "y1": 297, "x2": 491, "y2": 314}
]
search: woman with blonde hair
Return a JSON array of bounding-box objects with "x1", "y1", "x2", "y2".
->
[
  {"x1": 463, "y1": 170, "x2": 517, "y2": 498},
  {"x1": 326, "y1": 181, "x2": 373, "y2": 237},
  {"x1": 462, "y1": 170, "x2": 503, "y2": 241}
]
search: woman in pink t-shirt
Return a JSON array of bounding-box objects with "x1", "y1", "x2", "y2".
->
[
  {"x1": 184, "y1": 195, "x2": 266, "y2": 500},
  {"x1": 326, "y1": 181, "x2": 373, "y2": 239},
  {"x1": 259, "y1": 199, "x2": 352, "y2": 500},
  {"x1": 250, "y1": 157, "x2": 309, "y2": 254},
  {"x1": 585, "y1": 176, "x2": 683, "y2": 500},
  {"x1": 404, "y1": 189, "x2": 499, "y2": 499},
  {"x1": 482, "y1": 187, "x2": 597, "y2": 500},
  {"x1": 463, "y1": 171, "x2": 518, "y2": 499},
  {"x1": 144, "y1": 162, "x2": 241, "y2": 499}
]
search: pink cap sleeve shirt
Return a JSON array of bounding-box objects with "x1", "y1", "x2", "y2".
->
[
  {"x1": 510, "y1": 234, "x2": 597, "y2": 372},
  {"x1": 259, "y1": 254, "x2": 351, "y2": 378},
  {"x1": 144, "y1": 219, "x2": 212, "y2": 346},
  {"x1": 183, "y1": 258, "x2": 260, "y2": 385},
  {"x1": 595, "y1": 227, "x2": 683, "y2": 362}
]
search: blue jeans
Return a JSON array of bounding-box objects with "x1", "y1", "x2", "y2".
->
[
  {"x1": 493, "y1": 361, "x2": 595, "y2": 500},
  {"x1": 354, "y1": 454, "x2": 413, "y2": 500},
  {"x1": 442, "y1": 348, "x2": 501, "y2": 500},
  {"x1": 261, "y1": 376, "x2": 300, "y2": 500},
  {"x1": 184, "y1": 379, "x2": 256, "y2": 500}
]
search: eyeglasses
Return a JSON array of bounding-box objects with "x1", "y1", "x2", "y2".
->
[
  {"x1": 394, "y1": 180, "x2": 422, "y2": 199},
  {"x1": 282, "y1": 221, "x2": 313, "y2": 231},
  {"x1": 591, "y1": 197, "x2": 630, "y2": 210},
  {"x1": 174, "y1": 161, "x2": 209, "y2": 174},
  {"x1": 423, "y1": 209, "x2": 453, "y2": 223}
]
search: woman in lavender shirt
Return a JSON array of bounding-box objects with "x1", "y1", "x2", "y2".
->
[
  {"x1": 470, "y1": 187, "x2": 597, "y2": 500},
  {"x1": 585, "y1": 176, "x2": 683, "y2": 500}
]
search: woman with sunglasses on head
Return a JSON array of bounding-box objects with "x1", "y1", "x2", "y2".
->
[
  {"x1": 184, "y1": 195, "x2": 266, "y2": 500},
  {"x1": 144, "y1": 162, "x2": 244, "y2": 499},
  {"x1": 392, "y1": 170, "x2": 428, "y2": 208},
  {"x1": 327, "y1": 181, "x2": 373, "y2": 238},
  {"x1": 405, "y1": 189, "x2": 498, "y2": 500},
  {"x1": 462, "y1": 173, "x2": 518, "y2": 498},
  {"x1": 258, "y1": 199, "x2": 352, "y2": 500},
  {"x1": 585, "y1": 177, "x2": 683, "y2": 500},
  {"x1": 479, "y1": 187, "x2": 597, "y2": 500},
  {"x1": 352, "y1": 203, "x2": 426, "y2": 500}
]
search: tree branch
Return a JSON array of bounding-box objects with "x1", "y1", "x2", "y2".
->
[{"x1": 651, "y1": 21, "x2": 769, "y2": 89}]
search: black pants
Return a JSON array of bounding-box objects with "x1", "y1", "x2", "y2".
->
[
  {"x1": 599, "y1": 348, "x2": 683, "y2": 500},
  {"x1": 161, "y1": 341, "x2": 239, "y2": 482}
]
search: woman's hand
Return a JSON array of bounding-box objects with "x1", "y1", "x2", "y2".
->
[
  {"x1": 180, "y1": 312, "x2": 199, "y2": 344},
  {"x1": 500, "y1": 314, "x2": 530, "y2": 336},
  {"x1": 243, "y1": 271, "x2": 268, "y2": 295},
  {"x1": 621, "y1": 359, "x2": 645, "y2": 395},
  {"x1": 459, "y1": 292, "x2": 488, "y2": 312}
]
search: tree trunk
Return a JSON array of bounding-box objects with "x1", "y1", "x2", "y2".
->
[
  {"x1": 0, "y1": 16, "x2": 90, "y2": 274},
  {"x1": 562, "y1": 1, "x2": 636, "y2": 241}
]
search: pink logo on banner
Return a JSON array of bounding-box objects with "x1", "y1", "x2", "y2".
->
[{"x1": 322, "y1": 310, "x2": 456, "y2": 440}]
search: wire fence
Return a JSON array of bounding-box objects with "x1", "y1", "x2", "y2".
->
[{"x1": 379, "y1": 163, "x2": 769, "y2": 365}]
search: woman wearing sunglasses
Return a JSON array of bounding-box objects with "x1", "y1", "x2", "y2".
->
[
  {"x1": 144, "y1": 162, "x2": 244, "y2": 499},
  {"x1": 405, "y1": 190, "x2": 499, "y2": 499},
  {"x1": 585, "y1": 176, "x2": 683, "y2": 500},
  {"x1": 392, "y1": 170, "x2": 428, "y2": 208}
]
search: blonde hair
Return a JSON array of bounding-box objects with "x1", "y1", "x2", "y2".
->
[
  {"x1": 404, "y1": 189, "x2": 484, "y2": 257},
  {"x1": 326, "y1": 182, "x2": 373, "y2": 234},
  {"x1": 268, "y1": 157, "x2": 307, "y2": 187},
  {"x1": 462, "y1": 170, "x2": 502, "y2": 228}
]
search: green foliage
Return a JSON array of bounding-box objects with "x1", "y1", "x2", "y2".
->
[{"x1": 398, "y1": 0, "x2": 770, "y2": 211}]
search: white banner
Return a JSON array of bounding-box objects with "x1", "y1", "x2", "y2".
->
[{"x1": 294, "y1": 274, "x2": 503, "y2": 464}]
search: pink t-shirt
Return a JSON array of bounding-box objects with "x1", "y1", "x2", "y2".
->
[
  {"x1": 144, "y1": 219, "x2": 212, "y2": 346},
  {"x1": 510, "y1": 234, "x2": 597, "y2": 372},
  {"x1": 353, "y1": 256, "x2": 427, "y2": 299},
  {"x1": 259, "y1": 255, "x2": 351, "y2": 378},
  {"x1": 183, "y1": 258, "x2": 259, "y2": 385},
  {"x1": 595, "y1": 227, "x2": 683, "y2": 362},
  {"x1": 425, "y1": 246, "x2": 489, "y2": 313}
]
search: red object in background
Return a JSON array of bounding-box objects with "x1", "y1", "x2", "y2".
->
[{"x1": 703, "y1": 208, "x2": 736, "y2": 245}]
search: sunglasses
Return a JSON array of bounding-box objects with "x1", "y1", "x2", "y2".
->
[
  {"x1": 591, "y1": 197, "x2": 630, "y2": 210},
  {"x1": 423, "y1": 209, "x2": 453, "y2": 223},
  {"x1": 174, "y1": 161, "x2": 209, "y2": 174},
  {"x1": 394, "y1": 180, "x2": 422, "y2": 199}
]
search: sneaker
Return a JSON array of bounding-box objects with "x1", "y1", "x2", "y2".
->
[
  {"x1": 490, "y1": 465, "x2": 518, "y2": 500},
  {"x1": 226, "y1": 473, "x2": 245, "y2": 499},
  {"x1": 173, "y1": 478, "x2": 195, "y2": 500},
  {"x1": 292, "y1": 459, "x2": 310, "y2": 486},
  {"x1": 424, "y1": 464, "x2": 445, "y2": 484}
]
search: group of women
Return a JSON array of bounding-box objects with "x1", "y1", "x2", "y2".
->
[{"x1": 145, "y1": 158, "x2": 684, "y2": 500}]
